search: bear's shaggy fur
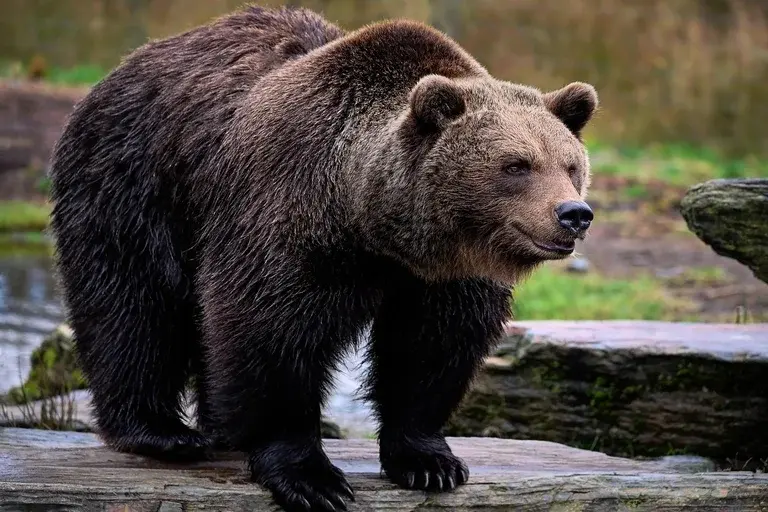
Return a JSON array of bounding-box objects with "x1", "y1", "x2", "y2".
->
[{"x1": 49, "y1": 5, "x2": 598, "y2": 511}]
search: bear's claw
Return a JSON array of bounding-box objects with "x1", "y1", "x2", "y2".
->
[
  {"x1": 380, "y1": 433, "x2": 469, "y2": 492},
  {"x1": 249, "y1": 442, "x2": 355, "y2": 512}
]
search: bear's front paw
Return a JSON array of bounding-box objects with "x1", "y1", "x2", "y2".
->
[
  {"x1": 379, "y1": 432, "x2": 469, "y2": 492},
  {"x1": 249, "y1": 440, "x2": 355, "y2": 512}
]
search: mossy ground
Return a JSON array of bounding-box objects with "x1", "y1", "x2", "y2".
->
[{"x1": 4, "y1": 326, "x2": 87, "y2": 406}]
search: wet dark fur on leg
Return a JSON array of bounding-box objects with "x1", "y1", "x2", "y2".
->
[{"x1": 365, "y1": 276, "x2": 512, "y2": 492}]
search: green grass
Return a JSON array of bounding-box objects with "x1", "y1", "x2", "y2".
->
[
  {"x1": 0, "y1": 61, "x2": 106, "y2": 86},
  {"x1": 512, "y1": 264, "x2": 694, "y2": 321},
  {"x1": 0, "y1": 201, "x2": 52, "y2": 233},
  {"x1": 43, "y1": 64, "x2": 106, "y2": 86},
  {"x1": 585, "y1": 139, "x2": 768, "y2": 186}
]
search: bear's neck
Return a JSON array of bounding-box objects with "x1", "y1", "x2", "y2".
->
[{"x1": 306, "y1": 21, "x2": 489, "y2": 280}]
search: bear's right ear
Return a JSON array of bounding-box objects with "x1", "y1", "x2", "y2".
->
[
  {"x1": 408, "y1": 75, "x2": 466, "y2": 132},
  {"x1": 543, "y1": 82, "x2": 599, "y2": 139}
]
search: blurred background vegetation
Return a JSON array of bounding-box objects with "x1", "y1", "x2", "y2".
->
[{"x1": 4, "y1": 0, "x2": 768, "y2": 158}]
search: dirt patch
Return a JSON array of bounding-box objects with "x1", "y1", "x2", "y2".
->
[{"x1": 581, "y1": 180, "x2": 768, "y2": 322}]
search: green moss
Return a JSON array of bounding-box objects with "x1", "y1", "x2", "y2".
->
[
  {"x1": 5, "y1": 325, "x2": 87, "y2": 405},
  {"x1": 444, "y1": 386, "x2": 508, "y2": 437},
  {"x1": 528, "y1": 357, "x2": 568, "y2": 395},
  {"x1": 621, "y1": 498, "x2": 646, "y2": 509},
  {"x1": 588, "y1": 376, "x2": 617, "y2": 421}
]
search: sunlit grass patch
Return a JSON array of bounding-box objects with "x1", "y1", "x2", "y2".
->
[
  {"x1": 512, "y1": 264, "x2": 696, "y2": 321},
  {"x1": 586, "y1": 141, "x2": 768, "y2": 186}
]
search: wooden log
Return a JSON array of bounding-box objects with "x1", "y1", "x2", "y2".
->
[
  {"x1": 445, "y1": 320, "x2": 768, "y2": 466},
  {"x1": 2, "y1": 427, "x2": 768, "y2": 511},
  {"x1": 680, "y1": 178, "x2": 768, "y2": 284}
]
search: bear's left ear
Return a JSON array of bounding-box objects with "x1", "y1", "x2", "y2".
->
[
  {"x1": 408, "y1": 74, "x2": 466, "y2": 132},
  {"x1": 543, "y1": 82, "x2": 599, "y2": 138}
]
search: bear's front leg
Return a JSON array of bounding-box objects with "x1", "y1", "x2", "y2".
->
[
  {"x1": 365, "y1": 275, "x2": 512, "y2": 492},
  {"x1": 200, "y1": 257, "x2": 358, "y2": 512}
]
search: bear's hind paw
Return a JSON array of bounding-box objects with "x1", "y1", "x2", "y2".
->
[{"x1": 106, "y1": 424, "x2": 212, "y2": 462}]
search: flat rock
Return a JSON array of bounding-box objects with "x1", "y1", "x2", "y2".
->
[
  {"x1": 2, "y1": 427, "x2": 767, "y2": 511},
  {"x1": 680, "y1": 178, "x2": 768, "y2": 284},
  {"x1": 446, "y1": 320, "x2": 768, "y2": 465},
  {"x1": 505, "y1": 320, "x2": 768, "y2": 360}
]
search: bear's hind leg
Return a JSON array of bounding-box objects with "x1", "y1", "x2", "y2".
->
[
  {"x1": 68, "y1": 282, "x2": 209, "y2": 461},
  {"x1": 53, "y1": 206, "x2": 209, "y2": 461},
  {"x1": 191, "y1": 339, "x2": 231, "y2": 451},
  {"x1": 365, "y1": 275, "x2": 512, "y2": 492}
]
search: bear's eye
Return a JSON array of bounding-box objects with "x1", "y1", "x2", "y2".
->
[{"x1": 504, "y1": 160, "x2": 532, "y2": 175}]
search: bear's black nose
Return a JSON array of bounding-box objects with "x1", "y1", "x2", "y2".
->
[{"x1": 555, "y1": 200, "x2": 593, "y2": 234}]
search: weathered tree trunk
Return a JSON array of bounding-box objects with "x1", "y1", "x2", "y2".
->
[
  {"x1": 680, "y1": 178, "x2": 768, "y2": 284},
  {"x1": 445, "y1": 320, "x2": 768, "y2": 468}
]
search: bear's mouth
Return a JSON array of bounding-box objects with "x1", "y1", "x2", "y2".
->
[
  {"x1": 531, "y1": 238, "x2": 575, "y2": 256},
  {"x1": 506, "y1": 224, "x2": 576, "y2": 259}
]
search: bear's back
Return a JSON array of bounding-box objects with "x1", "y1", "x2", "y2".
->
[{"x1": 50, "y1": 6, "x2": 344, "y2": 195}]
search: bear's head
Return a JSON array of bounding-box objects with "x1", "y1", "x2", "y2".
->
[{"x1": 398, "y1": 75, "x2": 599, "y2": 284}]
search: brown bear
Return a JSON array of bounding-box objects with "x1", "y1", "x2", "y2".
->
[{"x1": 48, "y1": 5, "x2": 597, "y2": 512}]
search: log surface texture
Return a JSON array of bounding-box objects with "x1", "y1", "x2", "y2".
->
[{"x1": 2, "y1": 427, "x2": 768, "y2": 511}]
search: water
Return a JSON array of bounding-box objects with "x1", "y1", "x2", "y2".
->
[
  {"x1": 0, "y1": 248, "x2": 375, "y2": 436},
  {"x1": 0, "y1": 252, "x2": 64, "y2": 394}
]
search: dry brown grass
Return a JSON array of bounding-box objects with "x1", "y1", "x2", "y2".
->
[
  {"x1": 459, "y1": 0, "x2": 768, "y2": 158},
  {"x1": 3, "y1": 0, "x2": 768, "y2": 157}
]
